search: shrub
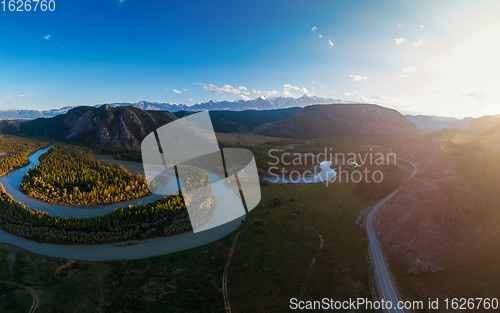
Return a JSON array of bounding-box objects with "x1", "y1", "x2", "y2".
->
[
  {"x1": 269, "y1": 197, "x2": 282, "y2": 207},
  {"x1": 253, "y1": 218, "x2": 267, "y2": 226}
]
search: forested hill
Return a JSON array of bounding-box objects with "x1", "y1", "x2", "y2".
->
[
  {"x1": 0, "y1": 105, "x2": 178, "y2": 151},
  {"x1": 257, "y1": 103, "x2": 421, "y2": 139},
  {"x1": 175, "y1": 107, "x2": 301, "y2": 133},
  {"x1": 1, "y1": 103, "x2": 421, "y2": 151},
  {"x1": 0, "y1": 105, "x2": 301, "y2": 150}
]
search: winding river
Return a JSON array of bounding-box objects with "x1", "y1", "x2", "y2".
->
[{"x1": 0, "y1": 146, "x2": 244, "y2": 261}]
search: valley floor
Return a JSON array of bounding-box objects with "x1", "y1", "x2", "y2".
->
[{"x1": 0, "y1": 181, "x2": 391, "y2": 313}]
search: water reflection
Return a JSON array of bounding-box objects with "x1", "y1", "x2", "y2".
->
[
  {"x1": 0, "y1": 146, "x2": 244, "y2": 260},
  {"x1": 263, "y1": 161, "x2": 337, "y2": 184}
]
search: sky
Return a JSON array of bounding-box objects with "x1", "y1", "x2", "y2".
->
[{"x1": 1, "y1": 0, "x2": 500, "y2": 118}]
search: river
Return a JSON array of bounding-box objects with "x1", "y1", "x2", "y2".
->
[
  {"x1": 263, "y1": 160, "x2": 338, "y2": 184},
  {"x1": 0, "y1": 146, "x2": 244, "y2": 261}
]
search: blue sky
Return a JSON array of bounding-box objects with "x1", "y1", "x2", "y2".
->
[{"x1": 1, "y1": 0, "x2": 500, "y2": 117}]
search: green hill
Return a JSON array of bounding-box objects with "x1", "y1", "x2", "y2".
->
[
  {"x1": 258, "y1": 103, "x2": 420, "y2": 139},
  {"x1": 0, "y1": 105, "x2": 177, "y2": 151},
  {"x1": 174, "y1": 107, "x2": 301, "y2": 133}
]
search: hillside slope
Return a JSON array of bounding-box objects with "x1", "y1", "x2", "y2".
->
[
  {"x1": 405, "y1": 115, "x2": 459, "y2": 130},
  {"x1": 175, "y1": 107, "x2": 301, "y2": 133},
  {"x1": 258, "y1": 103, "x2": 420, "y2": 138},
  {"x1": 1, "y1": 105, "x2": 177, "y2": 151},
  {"x1": 375, "y1": 124, "x2": 500, "y2": 274}
]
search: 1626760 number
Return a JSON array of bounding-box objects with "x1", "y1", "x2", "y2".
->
[{"x1": 2, "y1": 0, "x2": 55, "y2": 11}]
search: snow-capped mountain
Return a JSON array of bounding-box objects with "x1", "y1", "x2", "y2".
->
[
  {"x1": 0, "y1": 95, "x2": 347, "y2": 120},
  {"x1": 107, "y1": 95, "x2": 346, "y2": 112},
  {"x1": 0, "y1": 106, "x2": 76, "y2": 120}
]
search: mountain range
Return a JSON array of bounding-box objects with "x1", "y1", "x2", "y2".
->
[
  {"x1": 0, "y1": 103, "x2": 420, "y2": 151},
  {"x1": 0, "y1": 106, "x2": 76, "y2": 120},
  {"x1": 0, "y1": 95, "x2": 347, "y2": 120},
  {"x1": 405, "y1": 115, "x2": 473, "y2": 131},
  {"x1": 0, "y1": 96, "x2": 479, "y2": 133}
]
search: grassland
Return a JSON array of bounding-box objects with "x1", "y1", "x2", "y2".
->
[
  {"x1": 387, "y1": 191, "x2": 500, "y2": 313},
  {"x1": 376, "y1": 133, "x2": 500, "y2": 312},
  {"x1": 390, "y1": 237, "x2": 500, "y2": 313},
  {"x1": 215, "y1": 132, "x2": 294, "y2": 146},
  {"x1": 0, "y1": 133, "x2": 414, "y2": 312},
  {"x1": 0, "y1": 179, "x2": 393, "y2": 313}
]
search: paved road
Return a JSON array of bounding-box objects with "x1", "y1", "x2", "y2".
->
[{"x1": 366, "y1": 149, "x2": 417, "y2": 313}]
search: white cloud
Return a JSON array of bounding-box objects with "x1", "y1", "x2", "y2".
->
[
  {"x1": 419, "y1": 25, "x2": 424, "y2": 28},
  {"x1": 312, "y1": 81, "x2": 315, "y2": 84},
  {"x1": 117, "y1": 0, "x2": 126, "y2": 3},
  {"x1": 370, "y1": 94, "x2": 391, "y2": 102},
  {"x1": 311, "y1": 26, "x2": 317, "y2": 32},
  {"x1": 173, "y1": 89, "x2": 182, "y2": 94},
  {"x1": 328, "y1": 39, "x2": 334, "y2": 48},
  {"x1": 19, "y1": 95, "x2": 26, "y2": 98},
  {"x1": 459, "y1": 91, "x2": 486, "y2": 100},
  {"x1": 350, "y1": 75, "x2": 370, "y2": 82},
  {"x1": 283, "y1": 84, "x2": 308, "y2": 96},
  {"x1": 0, "y1": 102, "x2": 2, "y2": 105},
  {"x1": 203, "y1": 84, "x2": 241, "y2": 96},
  {"x1": 394, "y1": 37, "x2": 405, "y2": 45},
  {"x1": 397, "y1": 73, "x2": 407, "y2": 81},
  {"x1": 412, "y1": 38, "x2": 425, "y2": 47},
  {"x1": 358, "y1": 95, "x2": 369, "y2": 103},
  {"x1": 318, "y1": 84, "x2": 325, "y2": 88},
  {"x1": 189, "y1": 98, "x2": 193, "y2": 101},
  {"x1": 344, "y1": 92, "x2": 354, "y2": 96},
  {"x1": 253, "y1": 90, "x2": 281, "y2": 97},
  {"x1": 44, "y1": 34, "x2": 51, "y2": 40},
  {"x1": 5, "y1": 92, "x2": 10, "y2": 95},
  {"x1": 202, "y1": 83, "x2": 252, "y2": 100},
  {"x1": 397, "y1": 24, "x2": 403, "y2": 27},
  {"x1": 402, "y1": 66, "x2": 417, "y2": 73},
  {"x1": 319, "y1": 34, "x2": 323, "y2": 38},
  {"x1": 358, "y1": 94, "x2": 392, "y2": 104}
]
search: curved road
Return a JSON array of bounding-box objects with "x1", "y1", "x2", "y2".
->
[
  {"x1": 222, "y1": 226, "x2": 247, "y2": 313},
  {"x1": 1, "y1": 280, "x2": 39, "y2": 313},
  {"x1": 295, "y1": 205, "x2": 324, "y2": 312},
  {"x1": 366, "y1": 149, "x2": 417, "y2": 313}
]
